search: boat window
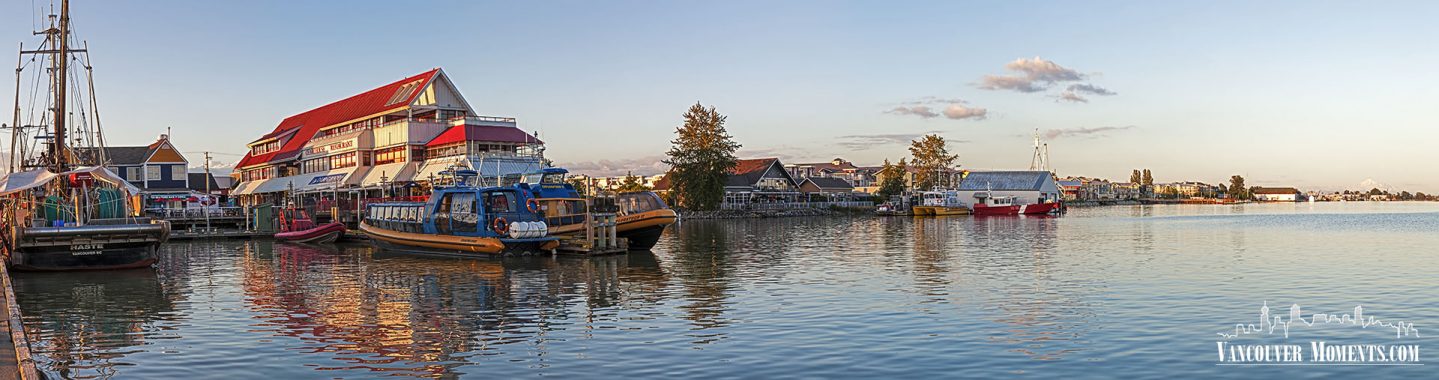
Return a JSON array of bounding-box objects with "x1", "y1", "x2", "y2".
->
[
  {"x1": 485, "y1": 192, "x2": 517, "y2": 213},
  {"x1": 541, "y1": 172, "x2": 565, "y2": 184}
]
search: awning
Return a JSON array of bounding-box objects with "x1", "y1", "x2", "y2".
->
[
  {"x1": 295, "y1": 166, "x2": 369, "y2": 192},
  {"x1": 0, "y1": 166, "x2": 142, "y2": 197},
  {"x1": 414, "y1": 156, "x2": 466, "y2": 183},
  {"x1": 358, "y1": 161, "x2": 418, "y2": 187},
  {"x1": 229, "y1": 179, "x2": 265, "y2": 196},
  {"x1": 413, "y1": 155, "x2": 545, "y2": 183}
]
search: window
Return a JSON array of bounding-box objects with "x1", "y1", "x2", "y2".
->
[
  {"x1": 374, "y1": 146, "x2": 406, "y2": 165},
  {"x1": 329, "y1": 152, "x2": 357, "y2": 169},
  {"x1": 127, "y1": 167, "x2": 143, "y2": 180},
  {"x1": 301, "y1": 158, "x2": 330, "y2": 174},
  {"x1": 171, "y1": 165, "x2": 186, "y2": 181},
  {"x1": 145, "y1": 165, "x2": 161, "y2": 181},
  {"x1": 385, "y1": 80, "x2": 423, "y2": 106}
]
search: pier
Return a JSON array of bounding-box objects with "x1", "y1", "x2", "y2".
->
[{"x1": 0, "y1": 265, "x2": 39, "y2": 379}]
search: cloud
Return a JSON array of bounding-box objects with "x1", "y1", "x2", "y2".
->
[
  {"x1": 977, "y1": 75, "x2": 1048, "y2": 93},
  {"x1": 834, "y1": 131, "x2": 962, "y2": 150},
  {"x1": 1040, "y1": 126, "x2": 1135, "y2": 140},
  {"x1": 943, "y1": 104, "x2": 987, "y2": 120},
  {"x1": 1055, "y1": 91, "x2": 1088, "y2": 103},
  {"x1": 885, "y1": 105, "x2": 940, "y2": 119},
  {"x1": 887, "y1": 98, "x2": 987, "y2": 121},
  {"x1": 557, "y1": 156, "x2": 669, "y2": 177},
  {"x1": 1067, "y1": 83, "x2": 1116, "y2": 96}
]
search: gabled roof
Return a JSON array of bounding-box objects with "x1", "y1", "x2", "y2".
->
[
  {"x1": 1252, "y1": 187, "x2": 1300, "y2": 195},
  {"x1": 237, "y1": 68, "x2": 442, "y2": 168},
  {"x1": 801, "y1": 176, "x2": 854, "y2": 190},
  {"x1": 727, "y1": 158, "x2": 797, "y2": 188},
  {"x1": 426, "y1": 124, "x2": 543, "y2": 147},
  {"x1": 957, "y1": 171, "x2": 1056, "y2": 191},
  {"x1": 81, "y1": 146, "x2": 151, "y2": 165}
]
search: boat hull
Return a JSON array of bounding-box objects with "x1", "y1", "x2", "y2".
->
[
  {"x1": 360, "y1": 222, "x2": 559, "y2": 258},
  {"x1": 913, "y1": 206, "x2": 969, "y2": 216},
  {"x1": 973, "y1": 202, "x2": 1063, "y2": 216},
  {"x1": 8, "y1": 222, "x2": 168, "y2": 271},
  {"x1": 275, "y1": 222, "x2": 346, "y2": 244},
  {"x1": 616, "y1": 209, "x2": 676, "y2": 250}
]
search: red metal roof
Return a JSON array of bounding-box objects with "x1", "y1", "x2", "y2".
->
[
  {"x1": 730, "y1": 158, "x2": 777, "y2": 175},
  {"x1": 237, "y1": 68, "x2": 441, "y2": 168},
  {"x1": 425, "y1": 124, "x2": 543, "y2": 147}
]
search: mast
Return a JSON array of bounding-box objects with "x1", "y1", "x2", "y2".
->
[
  {"x1": 51, "y1": 0, "x2": 70, "y2": 171},
  {"x1": 8, "y1": 43, "x2": 21, "y2": 173}
]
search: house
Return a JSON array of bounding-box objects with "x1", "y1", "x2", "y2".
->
[
  {"x1": 1110, "y1": 182, "x2": 1141, "y2": 200},
  {"x1": 1155, "y1": 181, "x2": 1220, "y2": 198},
  {"x1": 798, "y1": 177, "x2": 855, "y2": 195},
  {"x1": 1252, "y1": 187, "x2": 1301, "y2": 202},
  {"x1": 86, "y1": 134, "x2": 190, "y2": 192},
  {"x1": 955, "y1": 171, "x2": 1062, "y2": 207},
  {"x1": 1058, "y1": 179, "x2": 1083, "y2": 201},
  {"x1": 786, "y1": 158, "x2": 876, "y2": 188},
  {"x1": 727, "y1": 158, "x2": 799, "y2": 193},
  {"x1": 230, "y1": 68, "x2": 543, "y2": 204}
]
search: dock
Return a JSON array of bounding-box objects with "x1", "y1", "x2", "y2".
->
[{"x1": 0, "y1": 265, "x2": 41, "y2": 379}]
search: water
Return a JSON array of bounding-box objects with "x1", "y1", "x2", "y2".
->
[{"x1": 13, "y1": 202, "x2": 1439, "y2": 379}]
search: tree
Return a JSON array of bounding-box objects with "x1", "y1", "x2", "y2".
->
[
  {"x1": 908, "y1": 134, "x2": 959, "y2": 190},
  {"x1": 1217, "y1": 183, "x2": 1228, "y2": 196},
  {"x1": 662, "y1": 102, "x2": 741, "y2": 210},
  {"x1": 1227, "y1": 175, "x2": 1248, "y2": 200},
  {"x1": 567, "y1": 177, "x2": 589, "y2": 196},
  {"x1": 1141, "y1": 169, "x2": 1153, "y2": 186},
  {"x1": 1130, "y1": 169, "x2": 1142, "y2": 184},
  {"x1": 617, "y1": 171, "x2": 648, "y2": 192},
  {"x1": 1369, "y1": 188, "x2": 1384, "y2": 196},
  {"x1": 876, "y1": 158, "x2": 908, "y2": 200},
  {"x1": 1417, "y1": 192, "x2": 1429, "y2": 201}
]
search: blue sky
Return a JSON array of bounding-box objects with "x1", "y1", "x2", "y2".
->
[{"x1": 3, "y1": 1, "x2": 1437, "y2": 191}]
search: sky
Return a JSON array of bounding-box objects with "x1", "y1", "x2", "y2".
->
[{"x1": 2, "y1": 0, "x2": 1437, "y2": 192}]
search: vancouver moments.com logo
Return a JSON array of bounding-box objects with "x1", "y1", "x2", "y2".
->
[{"x1": 1215, "y1": 302, "x2": 1422, "y2": 366}]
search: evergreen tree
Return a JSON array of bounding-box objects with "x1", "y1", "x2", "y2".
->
[
  {"x1": 617, "y1": 171, "x2": 648, "y2": 192},
  {"x1": 876, "y1": 158, "x2": 907, "y2": 199},
  {"x1": 908, "y1": 134, "x2": 959, "y2": 190},
  {"x1": 1130, "y1": 169, "x2": 1142, "y2": 184},
  {"x1": 1141, "y1": 169, "x2": 1153, "y2": 186},
  {"x1": 662, "y1": 102, "x2": 741, "y2": 210},
  {"x1": 567, "y1": 177, "x2": 589, "y2": 196},
  {"x1": 1227, "y1": 175, "x2": 1248, "y2": 200}
]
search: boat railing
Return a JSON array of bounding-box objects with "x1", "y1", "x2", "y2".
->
[
  {"x1": 144, "y1": 207, "x2": 245, "y2": 221},
  {"x1": 5, "y1": 195, "x2": 146, "y2": 228}
]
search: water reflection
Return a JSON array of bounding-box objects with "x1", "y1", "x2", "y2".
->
[{"x1": 14, "y1": 269, "x2": 179, "y2": 379}]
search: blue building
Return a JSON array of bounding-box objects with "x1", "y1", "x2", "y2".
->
[{"x1": 87, "y1": 134, "x2": 193, "y2": 206}]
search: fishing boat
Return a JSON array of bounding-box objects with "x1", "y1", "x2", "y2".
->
[
  {"x1": 360, "y1": 169, "x2": 559, "y2": 257},
  {"x1": 275, "y1": 204, "x2": 346, "y2": 244},
  {"x1": 970, "y1": 191, "x2": 1063, "y2": 216},
  {"x1": 524, "y1": 168, "x2": 676, "y2": 250},
  {"x1": 0, "y1": 0, "x2": 170, "y2": 271},
  {"x1": 911, "y1": 190, "x2": 970, "y2": 216}
]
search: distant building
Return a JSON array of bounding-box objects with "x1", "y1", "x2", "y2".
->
[
  {"x1": 727, "y1": 158, "x2": 799, "y2": 193},
  {"x1": 1155, "y1": 181, "x2": 1219, "y2": 198},
  {"x1": 1252, "y1": 187, "x2": 1301, "y2": 202},
  {"x1": 786, "y1": 158, "x2": 876, "y2": 188},
  {"x1": 798, "y1": 177, "x2": 856, "y2": 195},
  {"x1": 956, "y1": 171, "x2": 1062, "y2": 206}
]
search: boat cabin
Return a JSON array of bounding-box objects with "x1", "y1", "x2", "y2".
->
[{"x1": 365, "y1": 170, "x2": 545, "y2": 238}]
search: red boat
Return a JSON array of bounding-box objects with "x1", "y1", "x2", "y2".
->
[
  {"x1": 275, "y1": 207, "x2": 346, "y2": 244},
  {"x1": 971, "y1": 193, "x2": 1063, "y2": 216}
]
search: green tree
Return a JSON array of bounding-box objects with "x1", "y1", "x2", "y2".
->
[
  {"x1": 1130, "y1": 169, "x2": 1142, "y2": 184},
  {"x1": 1417, "y1": 192, "x2": 1429, "y2": 201},
  {"x1": 1227, "y1": 175, "x2": 1248, "y2": 200},
  {"x1": 1141, "y1": 169, "x2": 1153, "y2": 186},
  {"x1": 617, "y1": 171, "x2": 648, "y2": 192},
  {"x1": 876, "y1": 158, "x2": 908, "y2": 199},
  {"x1": 1368, "y1": 188, "x2": 1384, "y2": 196},
  {"x1": 908, "y1": 134, "x2": 959, "y2": 190},
  {"x1": 662, "y1": 102, "x2": 741, "y2": 210},
  {"x1": 567, "y1": 177, "x2": 589, "y2": 196}
]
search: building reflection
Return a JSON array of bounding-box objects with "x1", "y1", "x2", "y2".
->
[
  {"x1": 239, "y1": 242, "x2": 667, "y2": 378},
  {"x1": 12, "y1": 268, "x2": 179, "y2": 379}
]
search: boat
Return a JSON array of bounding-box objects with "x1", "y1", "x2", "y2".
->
[
  {"x1": 359, "y1": 169, "x2": 559, "y2": 257},
  {"x1": 275, "y1": 204, "x2": 346, "y2": 244},
  {"x1": 524, "y1": 168, "x2": 677, "y2": 250},
  {"x1": 970, "y1": 190, "x2": 1063, "y2": 216},
  {"x1": 911, "y1": 190, "x2": 970, "y2": 216},
  {"x1": 0, "y1": 1, "x2": 170, "y2": 271}
]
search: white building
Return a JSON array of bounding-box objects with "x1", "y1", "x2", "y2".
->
[{"x1": 955, "y1": 171, "x2": 1063, "y2": 206}]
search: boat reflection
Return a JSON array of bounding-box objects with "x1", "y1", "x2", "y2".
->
[{"x1": 12, "y1": 269, "x2": 178, "y2": 379}]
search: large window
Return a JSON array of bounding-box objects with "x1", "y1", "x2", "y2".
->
[
  {"x1": 145, "y1": 165, "x2": 161, "y2": 181},
  {"x1": 374, "y1": 146, "x2": 405, "y2": 165},
  {"x1": 126, "y1": 167, "x2": 143, "y2": 180},
  {"x1": 329, "y1": 152, "x2": 357, "y2": 169},
  {"x1": 250, "y1": 140, "x2": 281, "y2": 156},
  {"x1": 301, "y1": 158, "x2": 330, "y2": 174},
  {"x1": 171, "y1": 165, "x2": 185, "y2": 181}
]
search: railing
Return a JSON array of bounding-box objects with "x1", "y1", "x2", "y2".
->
[
  {"x1": 145, "y1": 207, "x2": 246, "y2": 221},
  {"x1": 720, "y1": 201, "x2": 875, "y2": 211}
]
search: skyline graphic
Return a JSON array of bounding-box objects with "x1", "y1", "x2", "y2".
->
[{"x1": 1219, "y1": 302, "x2": 1421, "y2": 340}]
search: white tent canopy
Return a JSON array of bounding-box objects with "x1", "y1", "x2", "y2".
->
[{"x1": 0, "y1": 166, "x2": 141, "y2": 197}]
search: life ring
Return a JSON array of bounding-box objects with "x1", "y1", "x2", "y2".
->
[
  {"x1": 492, "y1": 217, "x2": 508, "y2": 235},
  {"x1": 526, "y1": 198, "x2": 541, "y2": 213}
]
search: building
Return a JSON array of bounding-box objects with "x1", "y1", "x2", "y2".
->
[
  {"x1": 798, "y1": 177, "x2": 856, "y2": 195},
  {"x1": 956, "y1": 171, "x2": 1062, "y2": 206},
  {"x1": 786, "y1": 158, "x2": 876, "y2": 188},
  {"x1": 230, "y1": 68, "x2": 543, "y2": 208},
  {"x1": 1154, "y1": 181, "x2": 1220, "y2": 199},
  {"x1": 1252, "y1": 187, "x2": 1301, "y2": 202},
  {"x1": 1058, "y1": 179, "x2": 1083, "y2": 201},
  {"x1": 79, "y1": 134, "x2": 199, "y2": 209}
]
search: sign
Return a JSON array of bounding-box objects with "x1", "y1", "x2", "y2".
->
[
  {"x1": 303, "y1": 139, "x2": 358, "y2": 157},
  {"x1": 309, "y1": 174, "x2": 346, "y2": 186},
  {"x1": 69, "y1": 172, "x2": 95, "y2": 186}
]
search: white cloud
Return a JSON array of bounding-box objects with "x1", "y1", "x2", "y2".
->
[
  {"x1": 943, "y1": 104, "x2": 987, "y2": 120},
  {"x1": 557, "y1": 156, "x2": 668, "y2": 177},
  {"x1": 887, "y1": 98, "x2": 987, "y2": 122},
  {"x1": 977, "y1": 57, "x2": 1116, "y2": 103},
  {"x1": 1055, "y1": 91, "x2": 1088, "y2": 103},
  {"x1": 1067, "y1": 83, "x2": 1116, "y2": 96},
  {"x1": 1041, "y1": 126, "x2": 1135, "y2": 140},
  {"x1": 886, "y1": 105, "x2": 940, "y2": 119}
]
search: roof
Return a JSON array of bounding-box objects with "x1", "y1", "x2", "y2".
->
[
  {"x1": 801, "y1": 177, "x2": 854, "y2": 190},
  {"x1": 188, "y1": 172, "x2": 223, "y2": 191},
  {"x1": 728, "y1": 158, "x2": 794, "y2": 187},
  {"x1": 792, "y1": 159, "x2": 859, "y2": 173},
  {"x1": 1252, "y1": 187, "x2": 1300, "y2": 195},
  {"x1": 426, "y1": 124, "x2": 543, "y2": 147},
  {"x1": 957, "y1": 171, "x2": 1056, "y2": 191},
  {"x1": 86, "y1": 146, "x2": 152, "y2": 165},
  {"x1": 237, "y1": 68, "x2": 441, "y2": 168}
]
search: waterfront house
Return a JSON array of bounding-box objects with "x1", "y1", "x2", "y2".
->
[
  {"x1": 1110, "y1": 182, "x2": 1141, "y2": 200},
  {"x1": 786, "y1": 158, "x2": 876, "y2": 188},
  {"x1": 1058, "y1": 179, "x2": 1083, "y2": 201},
  {"x1": 956, "y1": 171, "x2": 1062, "y2": 206},
  {"x1": 1154, "y1": 181, "x2": 1219, "y2": 199},
  {"x1": 1252, "y1": 187, "x2": 1301, "y2": 202},
  {"x1": 231, "y1": 68, "x2": 544, "y2": 216},
  {"x1": 798, "y1": 177, "x2": 855, "y2": 194},
  {"x1": 80, "y1": 133, "x2": 195, "y2": 208}
]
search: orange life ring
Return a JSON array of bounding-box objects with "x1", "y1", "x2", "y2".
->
[
  {"x1": 526, "y1": 198, "x2": 541, "y2": 213},
  {"x1": 492, "y1": 217, "x2": 508, "y2": 235}
]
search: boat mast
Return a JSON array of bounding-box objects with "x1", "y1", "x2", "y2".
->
[
  {"x1": 51, "y1": 0, "x2": 70, "y2": 172},
  {"x1": 8, "y1": 43, "x2": 21, "y2": 174}
]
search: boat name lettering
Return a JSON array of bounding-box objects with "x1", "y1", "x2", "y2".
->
[{"x1": 70, "y1": 243, "x2": 104, "y2": 251}]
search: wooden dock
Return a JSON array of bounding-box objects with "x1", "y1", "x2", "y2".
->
[
  {"x1": 555, "y1": 213, "x2": 628, "y2": 255},
  {"x1": 168, "y1": 229, "x2": 273, "y2": 240},
  {"x1": 0, "y1": 264, "x2": 40, "y2": 379}
]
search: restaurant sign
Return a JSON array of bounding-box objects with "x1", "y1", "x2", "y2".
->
[{"x1": 309, "y1": 174, "x2": 347, "y2": 186}]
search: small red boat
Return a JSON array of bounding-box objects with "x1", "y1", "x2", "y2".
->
[
  {"x1": 275, "y1": 207, "x2": 346, "y2": 244},
  {"x1": 971, "y1": 193, "x2": 1063, "y2": 216}
]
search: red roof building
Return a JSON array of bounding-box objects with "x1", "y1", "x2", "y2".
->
[{"x1": 231, "y1": 68, "x2": 545, "y2": 200}]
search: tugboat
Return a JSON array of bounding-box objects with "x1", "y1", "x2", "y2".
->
[
  {"x1": 360, "y1": 169, "x2": 559, "y2": 257},
  {"x1": 0, "y1": 0, "x2": 170, "y2": 271},
  {"x1": 523, "y1": 168, "x2": 677, "y2": 250},
  {"x1": 911, "y1": 190, "x2": 970, "y2": 216},
  {"x1": 971, "y1": 190, "x2": 1063, "y2": 216}
]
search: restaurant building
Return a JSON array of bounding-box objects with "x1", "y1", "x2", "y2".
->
[{"x1": 230, "y1": 68, "x2": 544, "y2": 220}]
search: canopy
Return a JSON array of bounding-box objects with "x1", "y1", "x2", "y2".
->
[
  {"x1": 0, "y1": 166, "x2": 142, "y2": 197},
  {"x1": 359, "y1": 161, "x2": 418, "y2": 188}
]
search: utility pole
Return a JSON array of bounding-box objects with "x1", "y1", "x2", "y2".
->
[{"x1": 204, "y1": 151, "x2": 212, "y2": 231}]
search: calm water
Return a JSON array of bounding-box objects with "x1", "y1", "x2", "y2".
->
[{"x1": 13, "y1": 202, "x2": 1439, "y2": 379}]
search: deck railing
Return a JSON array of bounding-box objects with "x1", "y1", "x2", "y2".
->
[
  {"x1": 720, "y1": 201, "x2": 874, "y2": 211},
  {"x1": 145, "y1": 207, "x2": 245, "y2": 221}
]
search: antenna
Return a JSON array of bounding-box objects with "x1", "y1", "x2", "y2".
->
[{"x1": 1029, "y1": 129, "x2": 1049, "y2": 172}]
